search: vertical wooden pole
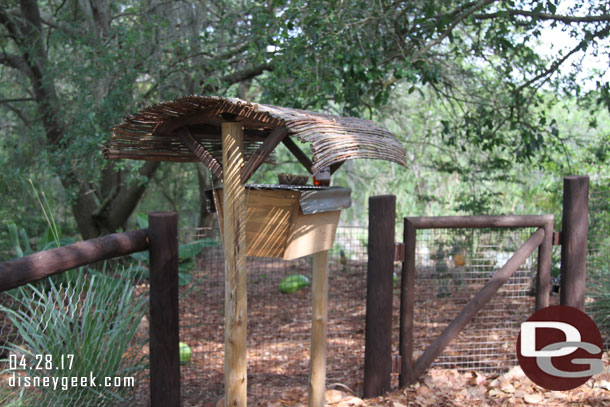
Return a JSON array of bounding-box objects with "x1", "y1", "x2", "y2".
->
[
  {"x1": 363, "y1": 195, "x2": 395, "y2": 398},
  {"x1": 149, "y1": 211, "x2": 180, "y2": 407},
  {"x1": 222, "y1": 121, "x2": 247, "y2": 407},
  {"x1": 399, "y1": 218, "x2": 416, "y2": 387},
  {"x1": 560, "y1": 175, "x2": 589, "y2": 311},
  {"x1": 309, "y1": 250, "x2": 329, "y2": 407},
  {"x1": 535, "y1": 218, "x2": 554, "y2": 310}
]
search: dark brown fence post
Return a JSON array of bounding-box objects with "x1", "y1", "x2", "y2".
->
[
  {"x1": 535, "y1": 218, "x2": 554, "y2": 310},
  {"x1": 399, "y1": 218, "x2": 416, "y2": 387},
  {"x1": 560, "y1": 175, "x2": 589, "y2": 311},
  {"x1": 148, "y1": 211, "x2": 180, "y2": 407},
  {"x1": 363, "y1": 195, "x2": 395, "y2": 398}
]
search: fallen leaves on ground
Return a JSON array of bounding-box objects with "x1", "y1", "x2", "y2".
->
[{"x1": 263, "y1": 351, "x2": 609, "y2": 407}]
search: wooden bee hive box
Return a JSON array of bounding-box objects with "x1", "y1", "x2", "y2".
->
[{"x1": 214, "y1": 185, "x2": 351, "y2": 260}]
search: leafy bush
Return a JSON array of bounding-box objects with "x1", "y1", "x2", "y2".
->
[{"x1": 0, "y1": 267, "x2": 147, "y2": 406}]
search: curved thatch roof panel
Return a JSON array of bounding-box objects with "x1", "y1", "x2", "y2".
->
[{"x1": 104, "y1": 96, "x2": 406, "y2": 174}]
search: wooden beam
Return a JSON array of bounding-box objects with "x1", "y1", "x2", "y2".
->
[
  {"x1": 282, "y1": 137, "x2": 313, "y2": 174},
  {"x1": 560, "y1": 175, "x2": 589, "y2": 311},
  {"x1": 179, "y1": 128, "x2": 224, "y2": 179},
  {"x1": 399, "y1": 218, "x2": 416, "y2": 387},
  {"x1": 536, "y1": 218, "x2": 554, "y2": 310},
  {"x1": 407, "y1": 214, "x2": 555, "y2": 229},
  {"x1": 309, "y1": 250, "x2": 329, "y2": 407},
  {"x1": 412, "y1": 228, "x2": 546, "y2": 380},
  {"x1": 241, "y1": 126, "x2": 288, "y2": 183},
  {"x1": 0, "y1": 229, "x2": 148, "y2": 292},
  {"x1": 363, "y1": 195, "x2": 395, "y2": 397},
  {"x1": 330, "y1": 161, "x2": 344, "y2": 175},
  {"x1": 222, "y1": 121, "x2": 248, "y2": 407},
  {"x1": 149, "y1": 212, "x2": 180, "y2": 407},
  {"x1": 153, "y1": 110, "x2": 218, "y2": 136}
]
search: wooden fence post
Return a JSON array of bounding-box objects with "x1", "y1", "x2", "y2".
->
[
  {"x1": 222, "y1": 120, "x2": 248, "y2": 407},
  {"x1": 149, "y1": 211, "x2": 180, "y2": 407},
  {"x1": 309, "y1": 250, "x2": 329, "y2": 407},
  {"x1": 560, "y1": 175, "x2": 589, "y2": 311},
  {"x1": 399, "y1": 218, "x2": 416, "y2": 387},
  {"x1": 536, "y1": 217, "x2": 554, "y2": 310},
  {"x1": 363, "y1": 195, "x2": 395, "y2": 398}
]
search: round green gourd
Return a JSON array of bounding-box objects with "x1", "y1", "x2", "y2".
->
[
  {"x1": 279, "y1": 274, "x2": 310, "y2": 293},
  {"x1": 179, "y1": 342, "x2": 191, "y2": 364}
]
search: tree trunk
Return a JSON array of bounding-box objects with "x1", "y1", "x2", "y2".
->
[{"x1": 196, "y1": 163, "x2": 217, "y2": 229}]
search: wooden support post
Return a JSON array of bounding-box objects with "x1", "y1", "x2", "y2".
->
[
  {"x1": 222, "y1": 121, "x2": 248, "y2": 407},
  {"x1": 363, "y1": 195, "x2": 395, "y2": 398},
  {"x1": 412, "y1": 228, "x2": 546, "y2": 380},
  {"x1": 399, "y1": 218, "x2": 416, "y2": 387},
  {"x1": 309, "y1": 250, "x2": 329, "y2": 407},
  {"x1": 560, "y1": 175, "x2": 589, "y2": 311},
  {"x1": 536, "y1": 217, "x2": 554, "y2": 310},
  {"x1": 148, "y1": 212, "x2": 180, "y2": 407},
  {"x1": 282, "y1": 137, "x2": 313, "y2": 174},
  {"x1": 241, "y1": 126, "x2": 288, "y2": 183}
]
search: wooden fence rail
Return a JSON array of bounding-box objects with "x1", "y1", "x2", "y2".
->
[
  {"x1": 0, "y1": 229, "x2": 149, "y2": 291},
  {"x1": 0, "y1": 212, "x2": 180, "y2": 407}
]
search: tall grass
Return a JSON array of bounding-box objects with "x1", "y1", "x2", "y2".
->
[{"x1": 0, "y1": 267, "x2": 147, "y2": 406}]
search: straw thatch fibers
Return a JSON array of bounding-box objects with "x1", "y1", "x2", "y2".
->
[{"x1": 104, "y1": 96, "x2": 406, "y2": 173}]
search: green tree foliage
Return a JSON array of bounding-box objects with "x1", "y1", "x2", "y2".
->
[{"x1": 0, "y1": 0, "x2": 608, "y2": 240}]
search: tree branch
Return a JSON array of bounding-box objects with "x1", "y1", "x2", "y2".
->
[
  {"x1": 515, "y1": 24, "x2": 610, "y2": 94},
  {"x1": 412, "y1": 0, "x2": 498, "y2": 62},
  {"x1": 202, "y1": 63, "x2": 274, "y2": 91},
  {"x1": 39, "y1": 12, "x2": 86, "y2": 37},
  {"x1": 474, "y1": 10, "x2": 610, "y2": 24},
  {"x1": 0, "y1": 97, "x2": 34, "y2": 103},
  {"x1": 0, "y1": 53, "x2": 35, "y2": 77}
]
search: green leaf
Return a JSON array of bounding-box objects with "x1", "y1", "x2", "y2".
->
[
  {"x1": 7, "y1": 223, "x2": 23, "y2": 258},
  {"x1": 130, "y1": 251, "x2": 149, "y2": 263},
  {"x1": 179, "y1": 240, "x2": 206, "y2": 260},
  {"x1": 136, "y1": 213, "x2": 148, "y2": 229},
  {"x1": 178, "y1": 271, "x2": 192, "y2": 286}
]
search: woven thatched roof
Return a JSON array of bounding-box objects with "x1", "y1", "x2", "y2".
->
[{"x1": 104, "y1": 96, "x2": 406, "y2": 176}]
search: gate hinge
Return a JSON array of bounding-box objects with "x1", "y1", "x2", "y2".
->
[{"x1": 395, "y1": 243, "x2": 405, "y2": 262}]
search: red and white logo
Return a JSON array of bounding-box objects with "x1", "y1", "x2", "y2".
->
[{"x1": 516, "y1": 305, "x2": 603, "y2": 391}]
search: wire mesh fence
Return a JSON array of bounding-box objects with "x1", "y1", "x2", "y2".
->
[
  {"x1": 177, "y1": 225, "x2": 368, "y2": 406},
  {"x1": 1, "y1": 188, "x2": 606, "y2": 406},
  {"x1": 586, "y1": 179, "x2": 609, "y2": 350},
  {"x1": 0, "y1": 267, "x2": 148, "y2": 407},
  {"x1": 405, "y1": 227, "x2": 541, "y2": 379}
]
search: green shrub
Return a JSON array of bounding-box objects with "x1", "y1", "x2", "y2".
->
[{"x1": 0, "y1": 267, "x2": 147, "y2": 406}]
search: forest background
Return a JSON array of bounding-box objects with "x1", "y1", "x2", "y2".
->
[{"x1": 0, "y1": 0, "x2": 609, "y2": 254}]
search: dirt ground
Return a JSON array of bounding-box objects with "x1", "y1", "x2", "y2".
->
[{"x1": 128, "y1": 242, "x2": 608, "y2": 407}]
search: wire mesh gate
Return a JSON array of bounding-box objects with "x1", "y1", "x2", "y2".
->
[{"x1": 398, "y1": 215, "x2": 554, "y2": 386}]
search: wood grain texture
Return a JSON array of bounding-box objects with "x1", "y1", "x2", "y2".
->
[
  {"x1": 284, "y1": 210, "x2": 340, "y2": 260},
  {"x1": 0, "y1": 229, "x2": 148, "y2": 292},
  {"x1": 536, "y1": 219, "x2": 554, "y2": 310},
  {"x1": 363, "y1": 195, "x2": 395, "y2": 398},
  {"x1": 399, "y1": 219, "x2": 416, "y2": 387},
  {"x1": 412, "y1": 228, "x2": 546, "y2": 380},
  {"x1": 241, "y1": 126, "x2": 288, "y2": 183},
  {"x1": 309, "y1": 250, "x2": 329, "y2": 407},
  {"x1": 179, "y1": 128, "x2": 224, "y2": 179},
  {"x1": 148, "y1": 212, "x2": 180, "y2": 407},
  {"x1": 222, "y1": 121, "x2": 248, "y2": 407},
  {"x1": 408, "y1": 215, "x2": 554, "y2": 229},
  {"x1": 282, "y1": 137, "x2": 313, "y2": 174},
  {"x1": 215, "y1": 189, "x2": 340, "y2": 260},
  {"x1": 560, "y1": 175, "x2": 589, "y2": 311}
]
